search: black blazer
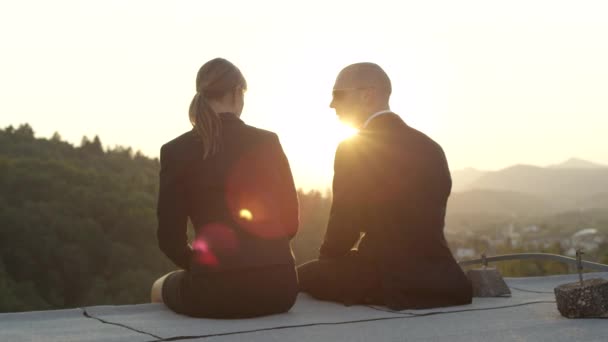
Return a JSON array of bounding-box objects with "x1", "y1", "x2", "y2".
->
[
  {"x1": 320, "y1": 112, "x2": 471, "y2": 308},
  {"x1": 157, "y1": 113, "x2": 298, "y2": 273}
]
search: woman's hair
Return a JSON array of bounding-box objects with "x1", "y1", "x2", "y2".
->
[{"x1": 189, "y1": 58, "x2": 247, "y2": 159}]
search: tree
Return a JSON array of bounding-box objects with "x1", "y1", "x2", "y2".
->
[
  {"x1": 51, "y1": 132, "x2": 62, "y2": 142},
  {"x1": 14, "y1": 124, "x2": 34, "y2": 139}
]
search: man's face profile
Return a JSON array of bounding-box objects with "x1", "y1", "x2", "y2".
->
[
  {"x1": 330, "y1": 87, "x2": 366, "y2": 126},
  {"x1": 330, "y1": 63, "x2": 391, "y2": 128}
]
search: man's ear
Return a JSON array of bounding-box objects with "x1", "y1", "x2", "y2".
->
[{"x1": 362, "y1": 88, "x2": 375, "y2": 103}]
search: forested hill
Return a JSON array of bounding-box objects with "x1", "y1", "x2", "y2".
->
[
  {"x1": 0, "y1": 124, "x2": 175, "y2": 312},
  {"x1": 0, "y1": 124, "x2": 331, "y2": 313}
]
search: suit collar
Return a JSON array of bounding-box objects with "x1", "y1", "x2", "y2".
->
[
  {"x1": 362, "y1": 109, "x2": 393, "y2": 128},
  {"x1": 362, "y1": 112, "x2": 406, "y2": 131}
]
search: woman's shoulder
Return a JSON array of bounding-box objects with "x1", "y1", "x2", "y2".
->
[
  {"x1": 160, "y1": 130, "x2": 198, "y2": 159},
  {"x1": 245, "y1": 125, "x2": 278, "y2": 138},
  {"x1": 166, "y1": 129, "x2": 197, "y2": 144},
  {"x1": 241, "y1": 124, "x2": 279, "y2": 142}
]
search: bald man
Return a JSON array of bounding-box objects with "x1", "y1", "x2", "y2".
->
[{"x1": 297, "y1": 63, "x2": 472, "y2": 310}]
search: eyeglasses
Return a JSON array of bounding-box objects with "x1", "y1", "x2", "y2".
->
[{"x1": 331, "y1": 87, "x2": 370, "y2": 101}]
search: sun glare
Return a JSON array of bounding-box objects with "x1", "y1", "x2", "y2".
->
[{"x1": 336, "y1": 122, "x2": 359, "y2": 141}]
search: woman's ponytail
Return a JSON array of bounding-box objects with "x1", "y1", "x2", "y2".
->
[
  {"x1": 188, "y1": 58, "x2": 246, "y2": 159},
  {"x1": 189, "y1": 90, "x2": 222, "y2": 159}
]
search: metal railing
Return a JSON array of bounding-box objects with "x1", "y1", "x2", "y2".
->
[{"x1": 458, "y1": 252, "x2": 608, "y2": 272}]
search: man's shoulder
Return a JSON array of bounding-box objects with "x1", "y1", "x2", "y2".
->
[
  {"x1": 406, "y1": 126, "x2": 443, "y2": 150},
  {"x1": 335, "y1": 135, "x2": 363, "y2": 155},
  {"x1": 354, "y1": 121, "x2": 447, "y2": 162},
  {"x1": 371, "y1": 112, "x2": 440, "y2": 147}
]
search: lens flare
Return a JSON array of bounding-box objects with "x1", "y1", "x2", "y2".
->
[
  {"x1": 200, "y1": 223, "x2": 238, "y2": 253},
  {"x1": 192, "y1": 223, "x2": 239, "y2": 267},
  {"x1": 337, "y1": 122, "x2": 359, "y2": 140},
  {"x1": 225, "y1": 142, "x2": 287, "y2": 239},
  {"x1": 192, "y1": 239, "x2": 218, "y2": 266},
  {"x1": 239, "y1": 209, "x2": 253, "y2": 221}
]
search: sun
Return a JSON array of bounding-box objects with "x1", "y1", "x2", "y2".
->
[{"x1": 335, "y1": 122, "x2": 359, "y2": 141}]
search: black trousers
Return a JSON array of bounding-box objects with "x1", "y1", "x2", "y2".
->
[
  {"x1": 297, "y1": 250, "x2": 473, "y2": 310},
  {"x1": 162, "y1": 264, "x2": 298, "y2": 318},
  {"x1": 297, "y1": 251, "x2": 383, "y2": 306}
]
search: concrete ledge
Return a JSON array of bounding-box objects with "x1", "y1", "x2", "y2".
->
[{"x1": 2, "y1": 273, "x2": 608, "y2": 342}]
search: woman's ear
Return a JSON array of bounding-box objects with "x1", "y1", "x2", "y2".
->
[
  {"x1": 233, "y1": 87, "x2": 245, "y2": 103},
  {"x1": 220, "y1": 89, "x2": 236, "y2": 105}
]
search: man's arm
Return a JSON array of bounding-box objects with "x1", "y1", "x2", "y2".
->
[
  {"x1": 319, "y1": 141, "x2": 363, "y2": 259},
  {"x1": 156, "y1": 144, "x2": 192, "y2": 270}
]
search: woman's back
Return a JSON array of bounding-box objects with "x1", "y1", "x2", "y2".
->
[
  {"x1": 157, "y1": 112, "x2": 298, "y2": 273},
  {"x1": 153, "y1": 58, "x2": 299, "y2": 318}
]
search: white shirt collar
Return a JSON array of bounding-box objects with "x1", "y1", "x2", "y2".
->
[{"x1": 362, "y1": 109, "x2": 393, "y2": 128}]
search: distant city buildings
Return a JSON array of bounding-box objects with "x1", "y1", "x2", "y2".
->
[{"x1": 448, "y1": 223, "x2": 606, "y2": 260}]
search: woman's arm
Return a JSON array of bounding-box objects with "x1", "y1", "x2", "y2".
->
[
  {"x1": 270, "y1": 134, "x2": 299, "y2": 239},
  {"x1": 156, "y1": 144, "x2": 192, "y2": 270}
]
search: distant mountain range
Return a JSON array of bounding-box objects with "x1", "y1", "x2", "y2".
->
[
  {"x1": 547, "y1": 158, "x2": 607, "y2": 169},
  {"x1": 448, "y1": 158, "x2": 608, "y2": 216},
  {"x1": 448, "y1": 189, "x2": 554, "y2": 216}
]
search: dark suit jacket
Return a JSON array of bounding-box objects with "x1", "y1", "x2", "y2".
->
[
  {"x1": 320, "y1": 112, "x2": 472, "y2": 309},
  {"x1": 157, "y1": 112, "x2": 298, "y2": 273}
]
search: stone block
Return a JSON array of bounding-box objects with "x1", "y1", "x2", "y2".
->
[
  {"x1": 466, "y1": 267, "x2": 511, "y2": 297},
  {"x1": 554, "y1": 278, "x2": 608, "y2": 318}
]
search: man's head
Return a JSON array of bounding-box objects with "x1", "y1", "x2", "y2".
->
[{"x1": 330, "y1": 62, "x2": 392, "y2": 128}]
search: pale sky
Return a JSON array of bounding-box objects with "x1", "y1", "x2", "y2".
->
[{"x1": 1, "y1": 0, "x2": 607, "y2": 190}]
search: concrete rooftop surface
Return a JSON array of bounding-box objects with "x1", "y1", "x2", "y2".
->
[{"x1": 1, "y1": 272, "x2": 607, "y2": 342}]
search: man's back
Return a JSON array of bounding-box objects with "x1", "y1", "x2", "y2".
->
[
  {"x1": 317, "y1": 113, "x2": 472, "y2": 309},
  {"x1": 321, "y1": 113, "x2": 451, "y2": 257},
  {"x1": 298, "y1": 61, "x2": 471, "y2": 310}
]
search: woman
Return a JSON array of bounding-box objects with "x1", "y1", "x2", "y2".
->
[{"x1": 151, "y1": 58, "x2": 299, "y2": 318}]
